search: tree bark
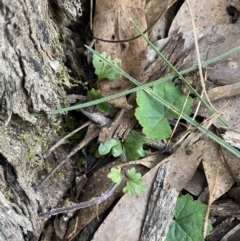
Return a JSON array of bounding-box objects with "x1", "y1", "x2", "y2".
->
[{"x1": 0, "y1": 0, "x2": 83, "y2": 240}]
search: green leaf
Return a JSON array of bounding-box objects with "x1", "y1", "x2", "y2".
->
[
  {"x1": 93, "y1": 52, "x2": 121, "y2": 80},
  {"x1": 165, "y1": 194, "x2": 212, "y2": 241},
  {"x1": 98, "y1": 139, "x2": 122, "y2": 157},
  {"x1": 107, "y1": 167, "x2": 122, "y2": 184},
  {"x1": 135, "y1": 81, "x2": 193, "y2": 140},
  {"x1": 98, "y1": 131, "x2": 147, "y2": 161},
  {"x1": 122, "y1": 131, "x2": 146, "y2": 161},
  {"x1": 87, "y1": 88, "x2": 111, "y2": 113},
  {"x1": 123, "y1": 167, "x2": 146, "y2": 196}
]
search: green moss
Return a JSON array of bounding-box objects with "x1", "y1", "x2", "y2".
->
[
  {"x1": 4, "y1": 188, "x2": 14, "y2": 200},
  {"x1": 75, "y1": 157, "x2": 85, "y2": 167},
  {"x1": 17, "y1": 118, "x2": 60, "y2": 170},
  {"x1": 61, "y1": 115, "x2": 85, "y2": 144},
  {"x1": 52, "y1": 32, "x2": 72, "y2": 89},
  {"x1": 44, "y1": 161, "x2": 52, "y2": 173},
  {"x1": 54, "y1": 171, "x2": 63, "y2": 178}
]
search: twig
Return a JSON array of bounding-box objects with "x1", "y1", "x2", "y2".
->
[
  {"x1": 34, "y1": 124, "x2": 100, "y2": 190},
  {"x1": 39, "y1": 177, "x2": 122, "y2": 218},
  {"x1": 43, "y1": 121, "x2": 91, "y2": 158},
  {"x1": 79, "y1": 109, "x2": 111, "y2": 126}
]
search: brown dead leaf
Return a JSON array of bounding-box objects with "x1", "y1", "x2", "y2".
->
[
  {"x1": 220, "y1": 223, "x2": 240, "y2": 241},
  {"x1": 198, "y1": 95, "x2": 240, "y2": 132},
  {"x1": 202, "y1": 139, "x2": 234, "y2": 204},
  {"x1": 164, "y1": 140, "x2": 204, "y2": 191},
  {"x1": 133, "y1": 152, "x2": 168, "y2": 169},
  {"x1": 167, "y1": 0, "x2": 240, "y2": 86},
  {"x1": 92, "y1": 140, "x2": 204, "y2": 241},
  {"x1": 60, "y1": 160, "x2": 148, "y2": 241},
  {"x1": 145, "y1": 0, "x2": 176, "y2": 28},
  {"x1": 180, "y1": 24, "x2": 240, "y2": 85},
  {"x1": 202, "y1": 138, "x2": 235, "y2": 236},
  {"x1": 94, "y1": 0, "x2": 147, "y2": 108},
  {"x1": 144, "y1": 0, "x2": 177, "y2": 40},
  {"x1": 221, "y1": 147, "x2": 240, "y2": 186},
  {"x1": 169, "y1": 0, "x2": 230, "y2": 35},
  {"x1": 185, "y1": 169, "x2": 207, "y2": 196},
  {"x1": 222, "y1": 130, "x2": 240, "y2": 150}
]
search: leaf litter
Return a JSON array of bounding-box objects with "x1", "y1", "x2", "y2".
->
[{"x1": 39, "y1": 0, "x2": 240, "y2": 240}]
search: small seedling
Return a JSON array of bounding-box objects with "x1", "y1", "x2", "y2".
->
[
  {"x1": 107, "y1": 167, "x2": 122, "y2": 183},
  {"x1": 98, "y1": 130, "x2": 147, "y2": 161},
  {"x1": 100, "y1": 131, "x2": 147, "y2": 196},
  {"x1": 123, "y1": 167, "x2": 146, "y2": 196},
  {"x1": 87, "y1": 88, "x2": 111, "y2": 112},
  {"x1": 108, "y1": 167, "x2": 146, "y2": 196}
]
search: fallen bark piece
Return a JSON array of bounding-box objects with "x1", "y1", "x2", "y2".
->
[{"x1": 140, "y1": 162, "x2": 178, "y2": 241}]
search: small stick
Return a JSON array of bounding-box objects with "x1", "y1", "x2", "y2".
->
[
  {"x1": 39, "y1": 178, "x2": 122, "y2": 218},
  {"x1": 34, "y1": 124, "x2": 100, "y2": 190},
  {"x1": 43, "y1": 121, "x2": 91, "y2": 158}
]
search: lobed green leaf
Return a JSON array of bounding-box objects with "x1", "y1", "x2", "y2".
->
[
  {"x1": 122, "y1": 131, "x2": 146, "y2": 161},
  {"x1": 107, "y1": 167, "x2": 122, "y2": 184},
  {"x1": 165, "y1": 194, "x2": 212, "y2": 241},
  {"x1": 92, "y1": 52, "x2": 121, "y2": 80},
  {"x1": 135, "y1": 81, "x2": 193, "y2": 140},
  {"x1": 123, "y1": 167, "x2": 146, "y2": 196},
  {"x1": 98, "y1": 139, "x2": 122, "y2": 157}
]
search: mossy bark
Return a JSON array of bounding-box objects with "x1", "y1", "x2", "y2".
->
[{"x1": 0, "y1": 0, "x2": 83, "y2": 240}]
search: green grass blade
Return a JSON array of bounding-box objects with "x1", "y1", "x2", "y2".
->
[
  {"x1": 53, "y1": 43, "x2": 240, "y2": 114},
  {"x1": 84, "y1": 47, "x2": 240, "y2": 158},
  {"x1": 130, "y1": 19, "x2": 229, "y2": 127}
]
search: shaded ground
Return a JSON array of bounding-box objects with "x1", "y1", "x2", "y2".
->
[{"x1": 1, "y1": 0, "x2": 240, "y2": 240}]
